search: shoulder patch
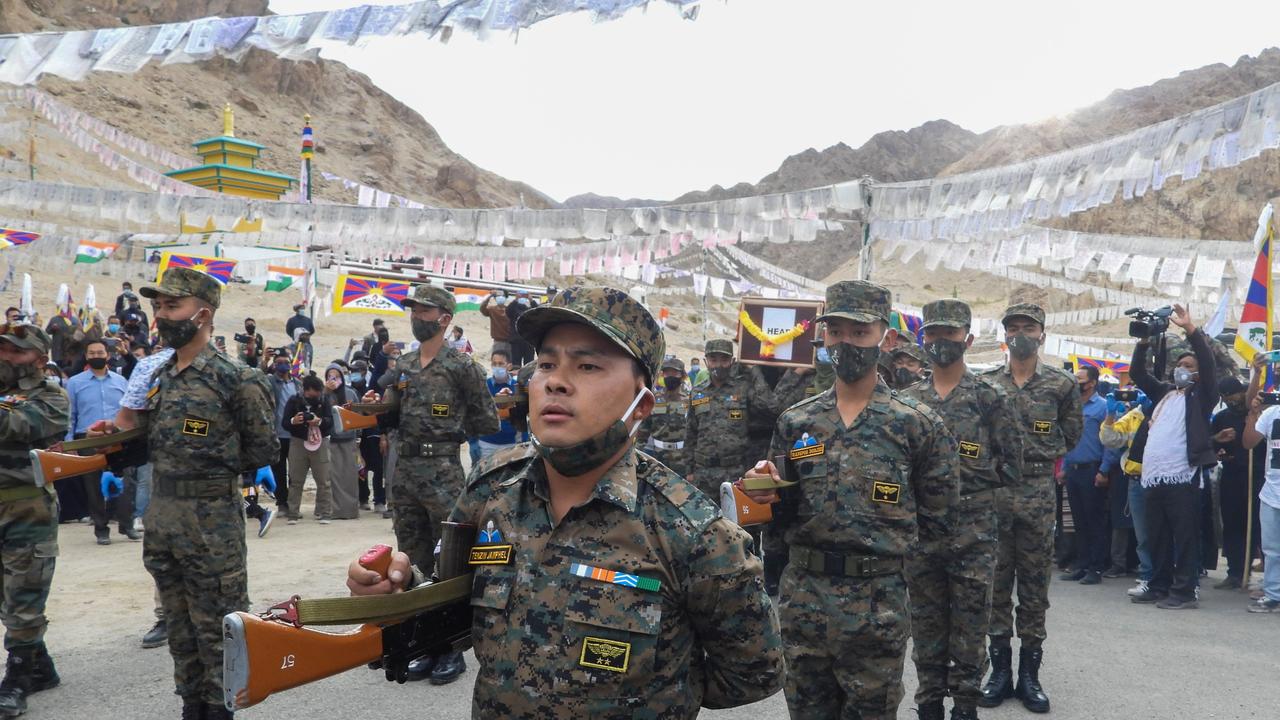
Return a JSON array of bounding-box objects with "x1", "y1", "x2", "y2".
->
[
  {"x1": 637, "y1": 449, "x2": 720, "y2": 531},
  {"x1": 784, "y1": 387, "x2": 830, "y2": 413},
  {"x1": 1046, "y1": 364, "x2": 1077, "y2": 383},
  {"x1": 468, "y1": 442, "x2": 537, "y2": 487}
]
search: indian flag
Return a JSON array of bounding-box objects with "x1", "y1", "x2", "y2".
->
[
  {"x1": 74, "y1": 240, "x2": 119, "y2": 264},
  {"x1": 265, "y1": 265, "x2": 306, "y2": 292},
  {"x1": 454, "y1": 287, "x2": 487, "y2": 312}
]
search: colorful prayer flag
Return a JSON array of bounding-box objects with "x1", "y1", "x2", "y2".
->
[
  {"x1": 301, "y1": 120, "x2": 314, "y2": 160},
  {"x1": 332, "y1": 274, "x2": 410, "y2": 315},
  {"x1": 265, "y1": 265, "x2": 305, "y2": 292},
  {"x1": 1235, "y1": 221, "x2": 1272, "y2": 366},
  {"x1": 156, "y1": 252, "x2": 238, "y2": 285},
  {"x1": 1069, "y1": 354, "x2": 1131, "y2": 380},
  {"x1": 453, "y1": 287, "x2": 487, "y2": 312},
  {"x1": 74, "y1": 240, "x2": 120, "y2": 264},
  {"x1": 0, "y1": 228, "x2": 39, "y2": 249},
  {"x1": 890, "y1": 309, "x2": 924, "y2": 345}
]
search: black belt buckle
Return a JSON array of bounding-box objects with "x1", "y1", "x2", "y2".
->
[{"x1": 821, "y1": 550, "x2": 845, "y2": 576}]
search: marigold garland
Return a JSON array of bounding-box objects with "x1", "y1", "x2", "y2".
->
[{"x1": 739, "y1": 311, "x2": 811, "y2": 358}]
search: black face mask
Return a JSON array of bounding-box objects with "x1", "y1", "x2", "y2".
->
[
  {"x1": 156, "y1": 309, "x2": 204, "y2": 349},
  {"x1": 1078, "y1": 382, "x2": 1094, "y2": 396},
  {"x1": 412, "y1": 318, "x2": 442, "y2": 342},
  {"x1": 245, "y1": 325, "x2": 255, "y2": 334},
  {"x1": 709, "y1": 366, "x2": 730, "y2": 384},
  {"x1": 87, "y1": 357, "x2": 108, "y2": 370},
  {"x1": 892, "y1": 367, "x2": 919, "y2": 388},
  {"x1": 923, "y1": 338, "x2": 966, "y2": 367},
  {"x1": 1007, "y1": 334, "x2": 1040, "y2": 360},
  {"x1": 662, "y1": 376, "x2": 682, "y2": 391},
  {"x1": 828, "y1": 341, "x2": 882, "y2": 383},
  {"x1": 274, "y1": 362, "x2": 291, "y2": 375}
]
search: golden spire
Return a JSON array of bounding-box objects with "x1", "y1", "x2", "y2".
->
[{"x1": 223, "y1": 103, "x2": 235, "y2": 137}]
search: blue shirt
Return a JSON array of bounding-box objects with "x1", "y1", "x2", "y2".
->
[
  {"x1": 478, "y1": 375, "x2": 520, "y2": 445},
  {"x1": 65, "y1": 368, "x2": 128, "y2": 438},
  {"x1": 1064, "y1": 392, "x2": 1120, "y2": 472}
]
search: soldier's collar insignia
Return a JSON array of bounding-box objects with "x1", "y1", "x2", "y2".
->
[
  {"x1": 181, "y1": 417, "x2": 210, "y2": 437},
  {"x1": 580, "y1": 637, "x2": 630, "y2": 673},
  {"x1": 570, "y1": 562, "x2": 661, "y2": 593},
  {"x1": 477, "y1": 519, "x2": 503, "y2": 544},
  {"x1": 872, "y1": 481, "x2": 901, "y2": 504}
]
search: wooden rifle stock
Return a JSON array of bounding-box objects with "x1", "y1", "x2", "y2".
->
[{"x1": 28, "y1": 450, "x2": 106, "y2": 488}]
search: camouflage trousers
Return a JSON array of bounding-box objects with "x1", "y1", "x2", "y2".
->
[
  {"x1": 780, "y1": 564, "x2": 909, "y2": 720},
  {"x1": 0, "y1": 493, "x2": 58, "y2": 650},
  {"x1": 906, "y1": 490, "x2": 998, "y2": 706},
  {"x1": 989, "y1": 474, "x2": 1055, "y2": 647},
  {"x1": 390, "y1": 455, "x2": 465, "y2": 577},
  {"x1": 143, "y1": 494, "x2": 248, "y2": 705}
]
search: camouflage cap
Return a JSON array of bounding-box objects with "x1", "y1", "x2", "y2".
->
[
  {"x1": 140, "y1": 266, "x2": 222, "y2": 309},
  {"x1": 516, "y1": 286, "x2": 665, "y2": 385},
  {"x1": 922, "y1": 298, "x2": 972, "y2": 329},
  {"x1": 817, "y1": 280, "x2": 891, "y2": 324},
  {"x1": 0, "y1": 323, "x2": 51, "y2": 354},
  {"x1": 661, "y1": 356, "x2": 686, "y2": 373},
  {"x1": 403, "y1": 285, "x2": 456, "y2": 314},
  {"x1": 705, "y1": 339, "x2": 735, "y2": 357},
  {"x1": 892, "y1": 343, "x2": 928, "y2": 364},
  {"x1": 1002, "y1": 302, "x2": 1046, "y2": 328}
]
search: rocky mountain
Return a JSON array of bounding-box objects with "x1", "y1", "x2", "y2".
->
[
  {"x1": 0, "y1": 0, "x2": 552, "y2": 209},
  {"x1": 559, "y1": 192, "x2": 665, "y2": 209}
]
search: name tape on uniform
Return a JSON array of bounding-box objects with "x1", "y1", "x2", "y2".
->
[{"x1": 468, "y1": 545, "x2": 514, "y2": 565}]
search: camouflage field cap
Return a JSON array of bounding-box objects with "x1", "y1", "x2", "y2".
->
[
  {"x1": 661, "y1": 356, "x2": 686, "y2": 373},
  {"x1": 1002, "y1": 302, "x2": 1046, "y2": 328},
  {"x1": 140, "y1": 266, "x2": 222, "y2": 309},
  {"x1": 403, "y1": 285, "x2": 456, "y2": 314},
  {"x1": 892, "y1": 343, "x2": 928, "y2": 364},
  {"x1": 516, "y1": 286, "x2": 665, "y2": 384},
  {"x1": 0, "y1": 323, "x2": 51, "y2": 354},
  {"x1": 705, "y1": 339, "x2": 735, "y2": 357},
  {"x1": 817, "y1": 280, "x2": 891, "y2": 324},
  {"x1": 922, "y1": 299, "x2": 972, "y2": 329}
]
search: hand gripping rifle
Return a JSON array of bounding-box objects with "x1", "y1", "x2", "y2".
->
[
  {"x1": 221, "y1": 522, "x2": 476, "y2": 711},
  {"x1": 334, "y1": 393, "x2": 526, "y2": 433},
  {"x1": 28, "y1": 427, "x2": 149, "y2": 486}
]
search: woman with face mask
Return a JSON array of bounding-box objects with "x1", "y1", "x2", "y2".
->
[
  {"x1": 281, "y1": 375, "x2": 335, "y2": 524},
  {"x1": 324, "y1": 365, "x2": 361, "y2": 519}
]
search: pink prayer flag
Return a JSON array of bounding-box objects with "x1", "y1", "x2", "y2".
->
[
  {"x1": 520, "y1": 261, "x2": 532, "y2": 279},
  {"x1": 507, "y1": 260, "x2": 519, "y2": 279},
  {"x1": 532, "y1": 259, "x2": 545, "y2": 278},
  {"x1": 560, "y1": 258, "x2": 573, "y2": 276}
]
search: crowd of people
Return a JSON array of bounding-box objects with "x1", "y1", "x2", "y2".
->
[{"x1": 0, "y1": 271, "x2": 1273, "y2": 720}]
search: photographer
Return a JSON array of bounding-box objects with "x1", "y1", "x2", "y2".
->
[
  {"x1": 280, "y1": 375, "x2": 334, "y2": 524},
  {"x1": 236, "y1": 318, "x2": 264, "y2": 368},
  {"x1": 1128, "y1": 304, "x2": 1217, "y2": 609}
]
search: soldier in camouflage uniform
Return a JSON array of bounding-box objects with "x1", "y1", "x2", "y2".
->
[
  {"x1": 744, "y1": 280, "x2": 959, "y2": 720},
  {"x1": 979, "y1": 303, "x2": 1082, "y2": 715},
  {"x1": 636, "y1": 356, "x2": 690, "y2": 476},
  {"x1": 686, "y1": 339, "x2": 787, "y2": 500},
  {"x1": 889, "y1": 342, "x2": 929, "y2": 389},
  {"x1": 114, "y1": 268, "x2": 277, "y2": 720},
  {"x1": 348, "y1": 285, "x2": 785, "y2": 718},
  {"x1": 366, "y1": 284, "x2": 499, "y2": 684},
  {"x1": 901, "y1": 300, "x2": 1024, "y2": 720},
  {"x1": 0, "y1": 324, "x2": 68, "y2": 717}
]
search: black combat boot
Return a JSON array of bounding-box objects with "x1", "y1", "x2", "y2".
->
[
  {"x1": 428, "y1": 651, "x2": 466, "y2": 685},
  {"x1": 204, "y1": 702, "x2": 234, "y2": 720},
  {"x1": 1015, "y1": 646, "x2": 1050, "y2": 713},
  {"x1": 951, "y1": 704, "x2": 979, "y2": 720},
  {"x1": 977, "y1": 639, "x2": 1013, "y2": 708},
  {"x1": 0, "y1": 644, "x2": 43, "y2": 716},
  {"x1": 180, "y1": 700, "x2": 204, "y2": 720},
  {"x1": 917, "y1": 700, "x2": 945, "y2": 719},
  {"x1": 404, "y1": 655, "x2": 436, "y2": 681},
  {"x1": 24, "y1": 643, "x2": 58, "y2": 695}
]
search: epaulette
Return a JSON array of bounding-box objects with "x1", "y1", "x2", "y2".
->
[
  {"x1": 1044, "y1": 363, "x2": 1078, "y2": 384},
  {"x1": 637, "y1": 449, "x2": 720, "y2": 530},
  {"x1": 467, "y1": 442, "x2": 537, "y2": 488},
  {"x1": 784, "y1": 386, "x2": 830, "y2": 413}
]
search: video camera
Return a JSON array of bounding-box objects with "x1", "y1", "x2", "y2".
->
[
  {"x1": 1125, "y1": 306, "x2": 1172, "y2": 338},
  {"x1": 1112, "y1": 388, "x2": 1138, "y2": 403},
  {"x1": 234, "y1": 333, "x2": 253, "y2": 344},
  {"x1": 1261, "y1": 391, "x2": 1280, "y2": 406}
]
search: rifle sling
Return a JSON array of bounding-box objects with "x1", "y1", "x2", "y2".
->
[
  {"x1": 293, "y1": 574, "x2": 473, "y2": 626},
  {"x1": 62, "y1": 426, "x2": 147, "y2": 452}
]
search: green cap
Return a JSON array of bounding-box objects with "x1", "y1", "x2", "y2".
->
[
  {"x1": 705, "y1": 339, "x2": 735, "y2": 357},
  {"x1": 922, "y1": 299, "x2": 972, "y2": 329},
  {"x1": 892, "y1": 343, "x2": 928, "y2": 364},
  {"x1": 403, "y1": 285, "x2": 456, "y2": 314},
  {"x1": 516, "y1": 286, "x2": 665, "y2": 385},
  {"x1": 817, "y1": 280, "x2": 891, "y2": 324},
  {"x1": 0, "y1": 323, "x2": 50, "y2": 354},
  {"x1": 140, "y1": 266, "x2": 222, "y2": 309},
  {"x1": 1002, "y1": 302, "x2": 1046, "y2": 328},
  {"x1": 661, "y1": 356, "x2": 686, "y2": 373}
]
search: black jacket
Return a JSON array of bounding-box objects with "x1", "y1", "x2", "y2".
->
[
  {"x1": 281, "y1": 394, "x2": 333, "y2": 441},
  {"x1": 1130, "y1": 328, "x2": 1219, "y2": 469}
]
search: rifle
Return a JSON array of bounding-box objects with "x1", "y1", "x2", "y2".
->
[
  {"x1": 28, "y1": 426, "x2": 148, "y2": 487},
  {"x1": 332, "y1": 402, "x2": 394, "y2": 434},
  {"x1": 222, "y1": 522, "x2": 476, "y2": 711}
]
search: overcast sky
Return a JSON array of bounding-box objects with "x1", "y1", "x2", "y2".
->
[{"x1": 269, "y1": 0, "x2": 1280, "y2": 202}]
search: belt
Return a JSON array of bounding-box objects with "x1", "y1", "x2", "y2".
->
[
  {"x1": 155, "y1": 477, "x2": 239, "y2": 498},
  {"x1": 789, "y1": 546, "x2": 902, "y2": 578},
  {"x1": 650, "y1": 439, "x2": 685, "y2": 450},
  {"x1": 0, "y1": 485, "x2": 51, "y2": 502},
  {"x1": 399, "y1": 441, "x2": 459, "y2": 458},
  {"x1": 1066, "y1": 461, "x2": 1098, "y2": 470},
  {"x1": 1024, "y1": 461, "x2": 1055, "y2": 476}
]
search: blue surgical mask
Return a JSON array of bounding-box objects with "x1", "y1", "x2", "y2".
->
[
  {"x1": 108, "y1": 323, "x2": 120, "y2": 334},
  {"x1": 492, "y1": 367, "x2": 510, "y2": 384},
  {"x1": 350, "y1": 372, "x2": 364, "y2": 383}
]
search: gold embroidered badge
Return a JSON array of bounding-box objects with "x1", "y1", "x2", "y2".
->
[
  {"x1": 958, "y1": 441, "x2": 981, "y2": 460},
  {"x1": 181, "y1": 418, "x2": 210, "y2": 437},
  {"x1": 872, "y1": 481, "x2": 901, "y2": 504},
  {"x1": 467, "y1": 545, "x2": 513, "y2": 565},
  {"x1": 431, "y1": 404, "x2": 450, "y2": 417},
  {"x1": 1032, "y1": 420, "x2": 1052, "y2": 434},
  {"x1": 579, "y1": 637, "x2": 630, "y2": 673}
]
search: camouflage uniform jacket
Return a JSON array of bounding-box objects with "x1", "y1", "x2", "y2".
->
[
  {"x1": 449, "y1": 444, "x2": 785, "y2": 718},
  {"x1": 145, "y1": 344, "x2": 278, "y2": 489},
  {"x1": 900, "y1": 371, "x2": 1023, "y2": 495},
  {"x1": 982, "y1": 361, "x2": 1082, "y2": 473},
  {"x1": 0, "y1": 377, "x2": 69, "y2": 491},
  {"x1": 381, "y1": 345, "x2": 499, "y2": 445},
  {"x1": 686, "y1": 363, "x2": 781, "y2": 470},
  {"x1": 636, "y1": 387, "x2": 690, "y2": 475},
  {"x1": 768, "y1": 383, "x2": 959, "y2": 556}
]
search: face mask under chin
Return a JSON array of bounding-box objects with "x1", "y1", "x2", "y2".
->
[{"x1": 533, "y1": 387, "x2": 651, "y2": 477}]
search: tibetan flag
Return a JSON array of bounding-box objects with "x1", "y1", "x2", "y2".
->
[
  {"x1": 0, "y1": 229, "x2": 39, "y2": 249},
  {"x1": 301, "y1": 120, "x2": 314, "y2": 160},
  {"x1": 453, "y1": 287, "x2": 487, "y2": 312},
  {"x1": 1070, "y1": 354, "x2": 1131, "y2": 381},
  {"x1": 332, "y1": 274, "x2": 410, "y2": 315},
  {"x1": 265, "y1": 265, "x2": 305, "y2": 292},
  {"x1": 1235, "y1": 222, "x2": 1272, "y2": 366},
  {"x1": 890, "y1": 309, "x2": 924, "y2": 345},
  {"x1": 157, "y1": 252, "x2": 237, "y2": 285},
  {"x1": 74, "y1": 240, "x2": 119, "y2": 264}
]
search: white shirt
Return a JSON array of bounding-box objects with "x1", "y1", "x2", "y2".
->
[
  {"x1": 1252, "y1": 405, "x2": 1280, "y2": 510},
  {"x1": 1141, "y1": 391, "x2": 1195, "y2": 488}
]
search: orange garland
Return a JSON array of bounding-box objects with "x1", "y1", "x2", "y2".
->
[{"x1": 739, "y1": 311, "x2": 810, "y2": 358}]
